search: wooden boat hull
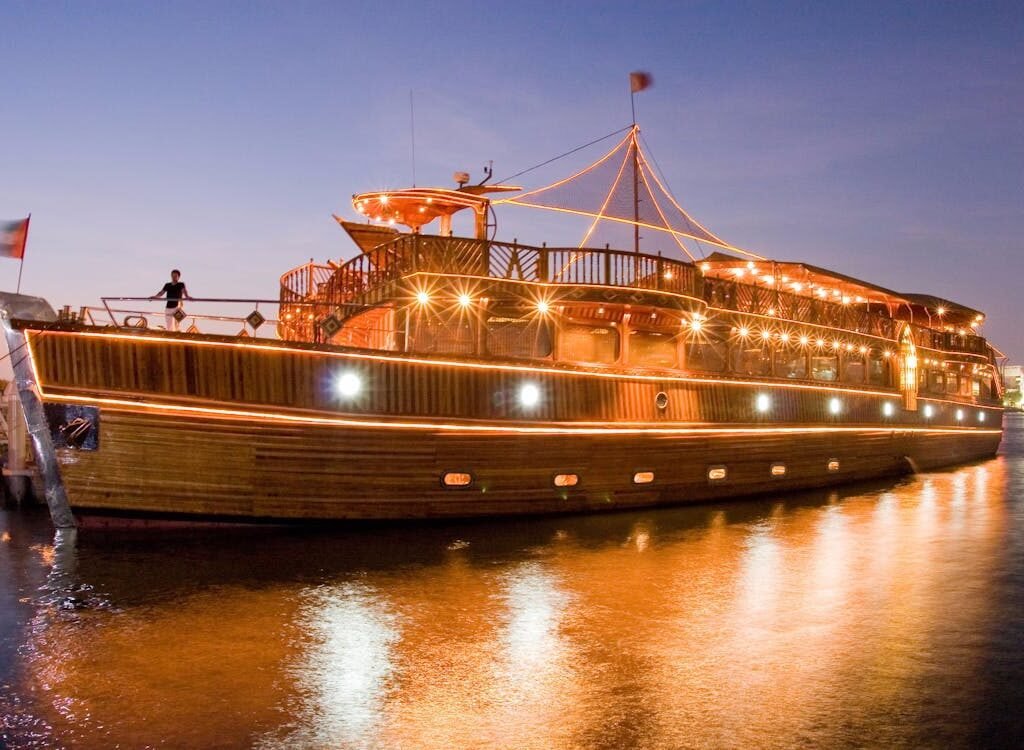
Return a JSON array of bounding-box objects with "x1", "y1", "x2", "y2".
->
[
  {"x1": 51, "y1": 405, "x2": 1001, "y2": 521},
  {"x1": 11, "y1": 324, "x2": 1002, "y2": 522}
]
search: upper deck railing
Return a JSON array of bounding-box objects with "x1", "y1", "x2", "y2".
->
[{"x1": 279, "y1": 234, "x2": 702, "y2": 340}]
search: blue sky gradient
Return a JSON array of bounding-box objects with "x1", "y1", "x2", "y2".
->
[{"x1": 2, "y1": 1, "x2": 1022, "y2": 357}]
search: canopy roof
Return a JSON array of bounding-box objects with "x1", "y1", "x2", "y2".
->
[
  {"x1": 351, "y1": 185, "x2": 520, "y2": 232},
  {"x1": 701, "y1": 252, "x2": 985, "y2": 327},
  {"x1": 496, "y1": 127, "x2": 762, "y2": 262}
]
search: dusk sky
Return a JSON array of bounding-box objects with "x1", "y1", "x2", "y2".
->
[{"x1": 2, "y1": 2, "x2": 1022, "y2": 359}]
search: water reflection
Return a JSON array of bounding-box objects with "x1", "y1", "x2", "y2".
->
[{"x1": 2, "y1": 420, "x2": 1023, "y2": 748}]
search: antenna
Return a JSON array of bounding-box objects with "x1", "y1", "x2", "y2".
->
[{"x1": 409, "y1": 90, "x2": 417, "y2": 187}]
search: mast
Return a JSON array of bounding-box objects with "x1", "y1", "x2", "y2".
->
[
  {"x1": 628, "y1": 71, "x2": 651, "y2": 254},
  {"x1": 632, "y1": 127, "x2": 640, "y2": 254}
]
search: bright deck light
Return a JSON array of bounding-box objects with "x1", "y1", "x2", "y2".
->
[
  {"x1": 882, "y1": 402, "x2": 895, "y2": 417},
  {"x1": 519, "y1": 383, "x2": 541, "y2": 408},
  {"x1": 923, "y1": 404, "x2": 934, "y2": 418},
  {"x1": 828, "y1": 397, "x2": 842, "y2": 415},
  {"x1": 336, "y1": 372, "x2": 361, "y2": 398},
  {"x1": 415, "y1": 291, "x2": 430, "y2": 305},
  {"x1": 978, "y1": 412, "x2": 986, "y2": 422},
  {"x1": 536, "y1": 300, "x2": 550, "y2": 314},
  {"x1": 755, "y1": 393, "x2": 771, "y2": 413},
  {"x1": 955, "y1": 409, "x2": 964, "y2": 421},
  {"x1": 457, "y1": 293, "x2": 472, "y2": 307}
]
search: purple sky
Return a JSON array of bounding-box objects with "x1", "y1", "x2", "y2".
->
[{"x1": 2, "y1": 2, "x2": 1022, "y2": 359}]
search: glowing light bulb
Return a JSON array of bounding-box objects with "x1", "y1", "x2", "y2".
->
[
  {"x1": 458, "y1": 294, "x2": 472, "y2": 307},
  {"x1": 416, "y1": 291, "x2": 430, "y2": 305},
  {"x1": 336, "y1": 372, "x2": 361, "y2": 398},
  {"x1": 519, "y1": 383, "x2": 540, "y2": 408}
]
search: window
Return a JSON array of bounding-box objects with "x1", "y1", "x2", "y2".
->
[
  {"x1": 707, "y1": 466, "x2": 727, "y2": 481},
  {"x1": 409, "y1": 315, "x2": 475, "y2": 355},
  {"x1": 629, "y1": 329, "x2": 678, "y2": 368},
  {"x1": 770, "y1": 463, "x2": 787, "y2": 477},
  {"x1": 441, "y1": 472, "x2": 473, "y2": 487},
  {"x1": 734, "y1": 344, "x2": 772, "y2": 376},
  {"x1": 633, "y1": 471, "x2": 655, "y2": 484},
  {"x1": 553, "y1": 473, "x2": 579, "y2": 487},
  {"x1": 811, "y1": 355, "x2": 839, "y2": 382},
  {"x1": 842, "y1": 353, "x2": 865, "y2": 384},
  {"x1": 928, "y1": 370, "x2": 945, "y2": 394},
  {"x1": 559, "y1": 323, "x2": 619, "y2": 364},
  {"x1": 775, "y1": 346, "x2": 807, "y2": 379},
  {"x1": 486, "y1": 314, "x2": 553, "y2": 359},
  {"x1": 867, "y1": 347, "x2": 887, "y2": 386},
  {"x1": 685, "y1": 323, "x2": 729, "y2": 372}
]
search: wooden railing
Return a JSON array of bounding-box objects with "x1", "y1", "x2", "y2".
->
[
  {"x1": 278, "y1": 235, "x2": 702, "y2": 341},
  {"x1": 704, "y1": 276, "x2": 897, "y2": 339}
]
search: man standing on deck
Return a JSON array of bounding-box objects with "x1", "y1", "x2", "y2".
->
[{"x1": 151, "y1": 269, "x2": 190, "y2": 331}]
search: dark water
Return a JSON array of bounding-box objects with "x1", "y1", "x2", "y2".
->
[{"x1": 2, "y1": 420, "x2": 1024, "y2": 749}]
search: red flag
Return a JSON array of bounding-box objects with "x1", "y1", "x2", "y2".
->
[
  {"x1": 0, "y1": 216, "x2": 30, "y2": 259},
  {"x1": 630, "y1": 71, "x2": 653, "y2": 93}
]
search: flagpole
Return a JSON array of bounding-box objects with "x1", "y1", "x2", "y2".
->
[{"x1": 15, "y1": 213, "x2": 30, "y2": 293}]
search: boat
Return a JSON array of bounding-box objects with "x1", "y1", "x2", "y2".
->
[{"x1": 0, "y1": 126, "x2": 1004, "y2": 526}]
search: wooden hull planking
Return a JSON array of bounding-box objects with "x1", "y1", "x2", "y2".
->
[{"x1": 23, "y1": 326, "x2": 1003, "y2": 521}]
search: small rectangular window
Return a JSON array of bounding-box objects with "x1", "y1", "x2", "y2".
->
[
  {"x1": 707, "y1": 466, "x2": 727, "y2": 481},
  {"x1": 770, "y1": 463, "x2": 787, "y2": 477},
  {"x1": 628, "y1": 329, "x2": 678, "y2": 368},
  {"x1": 441, "y1": 472, "x2": 473, "y2": 488},
  {"x1": 633, "y1": 471, "x2": 655, "y2": 484},
  {"x1": 811, "y1": 355, "x2": 839, "y2": 382},
  {"x1": 559, "y1": 323, "x2": 619, "y2": 365},
  {"x1": 842, "y1": 353, "x2": 866, "y2": 384},
  {"x1": 553, "y1": 473, "x2": 579, "y2": 487},
  {"x1": 486, "y1": 315, "x2": 553, "y2": 359}
]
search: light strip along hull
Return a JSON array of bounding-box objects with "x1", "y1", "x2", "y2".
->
[{"x1": 23, "y1": 326, "x2": 1003, "y2": 521}]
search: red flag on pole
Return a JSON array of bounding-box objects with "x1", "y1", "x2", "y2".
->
[
  {"x1": 0, "y1": 216, "x2": 30, "y2": 259},
  {"x1": 630, "y1": 71, "x2": 653, "y2": 93}
]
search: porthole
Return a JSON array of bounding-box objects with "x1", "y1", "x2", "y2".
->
[
  {"x1": 827, "y1": 459, "x2": 840, "y2": 472},
  {"x1": 441, "y1": 471, "x2": 473, "y2": 488},
  {"x1": 553, "y1": 473, "x2": 579, "y2": 488},
  {"x1": 655, "y1": 391, "x2": 669, "y2": 410},
  {"x1": 707, "y1": 465, "x2": 727, "y2": 481},
  {"x1": 770, "y1": 463, "x2": 787, "y2": 477},
  {"x1": 633, "y1": 471, "x2": 655, "y2": 484}
]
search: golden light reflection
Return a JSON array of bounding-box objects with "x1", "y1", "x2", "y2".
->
[{"x1": 11, "y1": 448, "x2": 1012, "y2": 748}]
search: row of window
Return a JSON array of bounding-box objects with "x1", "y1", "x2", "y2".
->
[
  {"x1": 440, "y1": 459, "x2": 845, "y2": 489},
  {"x1": 407, "y1": 314, "x2": 990, "y2": 393}
]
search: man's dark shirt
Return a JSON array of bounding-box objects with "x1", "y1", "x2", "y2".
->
[{"x1": 161, "y1": 281, "x2": 186, "y2": 309}]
